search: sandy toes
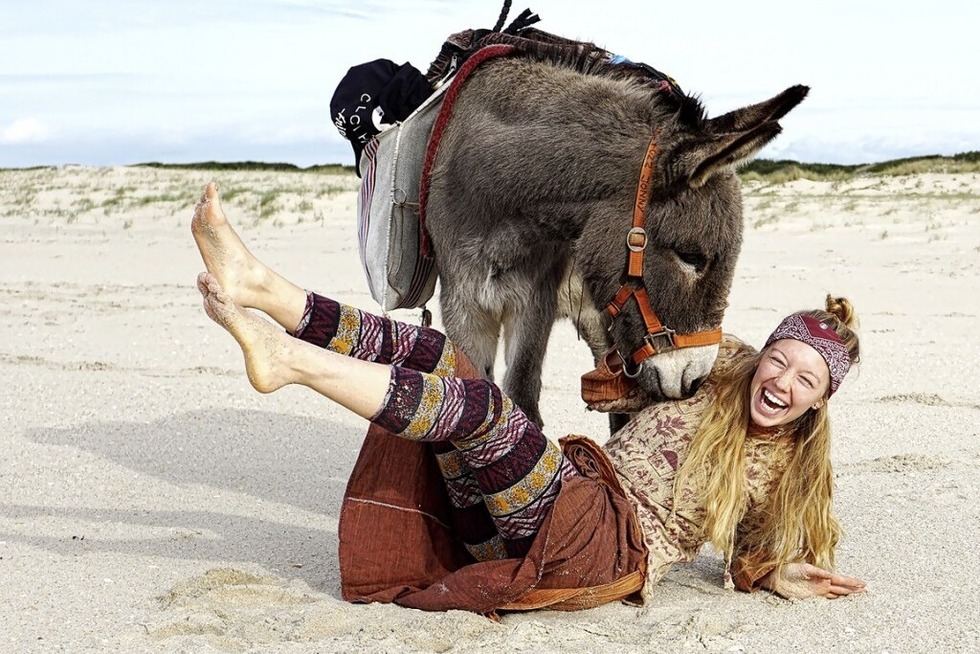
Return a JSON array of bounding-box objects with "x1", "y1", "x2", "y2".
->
[
  {"x1": 191, "y1": 181, "x2": 270, "y2": 308},
  {"x1": 198, "y1": 272, "x2": 292, "y2": 393}
]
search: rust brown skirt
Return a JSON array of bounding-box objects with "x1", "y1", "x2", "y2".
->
[{"x1": 338, "y1": 358, "x2": 648, "y2": 614}]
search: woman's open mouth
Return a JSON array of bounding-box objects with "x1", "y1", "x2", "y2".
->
[{"x1": 757, "y1": 387, "x2": 788, "y2": 416}]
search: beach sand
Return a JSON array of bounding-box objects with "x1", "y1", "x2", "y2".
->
[{"x1": 1, "y1": 166, "x2": 978, "y2": 653}]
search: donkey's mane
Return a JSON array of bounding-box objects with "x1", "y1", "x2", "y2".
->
[{"x1": 507, "y1": 37, "x2": 707, "y2": 127}]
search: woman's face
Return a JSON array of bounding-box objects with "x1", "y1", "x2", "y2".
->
[{"x1": 749, "y1": 339, "x2": 831, "y2": 428}]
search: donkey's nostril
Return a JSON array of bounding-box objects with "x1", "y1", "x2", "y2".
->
[{"x1": 687, "y1": 375, "x2": 707, "y2": 395}]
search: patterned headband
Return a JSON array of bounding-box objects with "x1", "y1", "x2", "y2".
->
[{"x1": 764, "y1": 313, "x2": 851, "y2": 395}]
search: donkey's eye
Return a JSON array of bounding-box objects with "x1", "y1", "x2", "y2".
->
[{"x1": 675, "y1": 250, "x2": 708, "y2": 271}]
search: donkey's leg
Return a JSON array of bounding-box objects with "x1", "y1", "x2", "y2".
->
[
  {"x1": 607, "y1": 412, "x2": 631, "y2": 434},
  {"x1": 439, "y1": 284, "x2": 502, "y2": 382},
  {"x1": 571, "y1": 310, "x2": 631, "y2": 434},
  {"x1": 571, "y1": 309, "x2": 612, "y2": 365},
  {"x1": 557, "y1": 272, "x2": 631, "y2": 434},
  {"x1": 501, "y1": 279, "x2": 560, "y2": 429},
  {"x1": 557, "y1": 267, "x2": 613, "y2": 366}
]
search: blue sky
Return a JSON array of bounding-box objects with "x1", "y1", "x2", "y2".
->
[{"x1": 2, "y1": 0, "x2": 977, "y2": 168}]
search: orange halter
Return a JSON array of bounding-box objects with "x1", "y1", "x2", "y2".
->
[{"x1": 605, "y1": 130, "x2": 724, "y2": 371}]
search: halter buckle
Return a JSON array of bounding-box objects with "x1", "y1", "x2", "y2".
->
[
  {"x1": 643, "y1": 326, "x2": 677, "y2": 354},
  {"x1": 626, "y1": 227, "x2": 647, "y2": 252}
]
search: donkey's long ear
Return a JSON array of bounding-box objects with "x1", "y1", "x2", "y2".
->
[
  {"x1": 666, "y1": 85, "x2": 809, "y2": 188},
  {"x1": 668, "y1": 121, "x2": 784, "y2": 188},
  {"x1": 706, "y1": 85, "x2": 809, "y2": 133}
]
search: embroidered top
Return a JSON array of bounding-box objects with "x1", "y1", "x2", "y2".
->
[{"x1": 603, "y1": 339, "x2": 795, "y2": 598}]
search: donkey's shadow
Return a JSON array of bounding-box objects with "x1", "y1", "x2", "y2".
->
[{"x1": 13, "y1": 409, "x2": 362, "y2": 594}]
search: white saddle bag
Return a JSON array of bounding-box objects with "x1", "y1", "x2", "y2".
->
[{"x1": 356, "y1": 83, "x2": 449, "y2": 311}]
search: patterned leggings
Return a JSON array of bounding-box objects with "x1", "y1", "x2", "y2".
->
[{"x1": 292, "y1": 292, "x2": 578, "y2": 559}]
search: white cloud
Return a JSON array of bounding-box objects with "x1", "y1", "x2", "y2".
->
[{"x1": 1, "y1": 118, "x2": 51, "y2": 144}]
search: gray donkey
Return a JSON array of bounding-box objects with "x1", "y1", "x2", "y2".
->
[{"x1": 425, "y1": 50, "x2": 807, "y2": 427}]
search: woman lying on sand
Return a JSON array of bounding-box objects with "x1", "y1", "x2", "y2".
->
[{"x1": 191, "y1": 181, "x2": 865, "y2": 615}]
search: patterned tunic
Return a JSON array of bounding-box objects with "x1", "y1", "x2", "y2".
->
[{"x1": 603, "y1": 340, "x2": 795, "y2": 597}]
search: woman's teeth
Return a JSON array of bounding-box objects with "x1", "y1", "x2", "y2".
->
[{"x1": 763, "y1": 389, "x2": 786, "y2": 409}]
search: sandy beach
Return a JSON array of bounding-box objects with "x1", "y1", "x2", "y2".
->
[{"x1": 1, "y1": 165, "x2": 978, "y2": 653}]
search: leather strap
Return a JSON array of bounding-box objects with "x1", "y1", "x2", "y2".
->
[{"x1": 604, "y1": 128, "x2": 723, "y2": 365}]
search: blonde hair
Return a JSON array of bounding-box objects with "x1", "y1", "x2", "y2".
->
[{"x1": 675, "y1": 295, "x2": 860, "y2": 572}]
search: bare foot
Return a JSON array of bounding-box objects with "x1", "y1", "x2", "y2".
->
[
  {"x1": 191, "y1": 182, "x2": 272, "y2": 309},
  {"x1": 198, "y1": 272, "x2": 294, "y2": 393}
]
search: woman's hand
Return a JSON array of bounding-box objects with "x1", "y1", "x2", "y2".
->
[{"x1": 761, "y1": 563, "x2": 866, "y2": 599}]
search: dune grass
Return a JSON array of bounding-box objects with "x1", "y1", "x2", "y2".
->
[
  {"x1": 0, "y1": 153, "x2": 976, "y2": 229},
  {"x1": 738, "y1": 151, "x2": 980, "y2": 183},
  {"x1": 0, "y1": 163, "x2": 359, "y2": 226}
]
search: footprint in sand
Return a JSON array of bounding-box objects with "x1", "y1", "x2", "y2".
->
[
  {"x1": 875, "y1": 392, "x2": 950, "y2": 407},
  {"x1": 840, "y1": 453, "x2": 951, "y2": 475}
]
